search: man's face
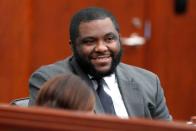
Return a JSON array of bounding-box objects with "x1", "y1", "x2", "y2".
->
[{"x1": 73, "y1": 18, "x2": 122, "y2": 78}]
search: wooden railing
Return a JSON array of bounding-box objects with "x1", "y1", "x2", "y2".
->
[{"x1": 0, "y1": 104, "x2": 195, "y2": 131}]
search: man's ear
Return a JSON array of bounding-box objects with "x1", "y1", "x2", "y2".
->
[
  {"x1": 118, "y1": 34, "x2": 122, "y2": 45},
  {"x1": 118, "y1": 33, "x2": 121, "y2": 39},
  {"x1": 69, "y1": 40, "x2": 72, "y2": 45},
  {"x1": 69, "y1": 40, "x2": 74, "y2": 51}
]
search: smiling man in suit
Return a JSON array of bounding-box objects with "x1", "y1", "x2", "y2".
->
[{"x1": 29, "y1": 7, "x2": 172, "y2": 120}]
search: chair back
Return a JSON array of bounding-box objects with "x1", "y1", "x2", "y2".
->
[{"x1": 10, "y1": 97, "x2": 29, "y2": 107}]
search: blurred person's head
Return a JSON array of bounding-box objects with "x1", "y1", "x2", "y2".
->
[{"x1": 35, "y1": 74, "x2": 95, "y2": 112}]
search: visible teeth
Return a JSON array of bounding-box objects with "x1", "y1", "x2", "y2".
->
[{"x1": 96, "y1": 57, "x2": 108, "y2": 59}]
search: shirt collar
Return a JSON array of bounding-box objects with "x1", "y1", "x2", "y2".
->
[
  {"x1": 88, "y1": 73, "x2": 115, "y2": 81},
  {"x1": 88, "y1": 73, "x2": 116, "y2": 90},
  {"x1": 103, "y1": 73, "x2": 116, "y2": 90}
]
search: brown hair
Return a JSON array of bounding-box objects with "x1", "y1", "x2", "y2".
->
[{"x1": 35, "y1": 74, "x2": 95, "y2": 112}]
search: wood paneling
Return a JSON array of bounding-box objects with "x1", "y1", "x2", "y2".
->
[
  {"x1": 145, "y1": 0, "x2": 196, "y2": 120},
  {"x1": 0, "y1": 0, "x2": 31, "y2": 102}
]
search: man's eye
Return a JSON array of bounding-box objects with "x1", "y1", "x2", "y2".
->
[
  {"x1": 82, "y1": 39, "x2": 95, "y2": 44},
  {"x1": 105, "y1": 36, "x2": 116, "y2": 42},
  {"x1": 108, "y1": 36, "x2": 114, "y2": 40}
]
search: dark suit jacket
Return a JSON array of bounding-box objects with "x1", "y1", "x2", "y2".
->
[{"x1": 29, "y1": 56, "x2": 172, "y2": 120}]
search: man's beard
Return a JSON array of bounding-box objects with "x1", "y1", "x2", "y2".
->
[{"x1": 74, "y1": 48, "x2": 122, "y2": 79}]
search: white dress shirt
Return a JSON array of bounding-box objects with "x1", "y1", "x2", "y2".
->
[{"x1": 91, "y1": 73, "x2": 129, "y2": 118}]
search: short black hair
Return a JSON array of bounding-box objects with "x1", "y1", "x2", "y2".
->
[{"x1": 69, "y1": 7, "x2": 120, "y2": 44}]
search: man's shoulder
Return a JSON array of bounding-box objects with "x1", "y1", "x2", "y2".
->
[
  {"x1": 39, "y1": 58, "x2": 70, "y2": 71},
  {"x1": 118, "y1": 63, "x2": 157, "y2": 78},
  {"x1": 31, "y1": 57, "x2": 73, "y2": 80}
]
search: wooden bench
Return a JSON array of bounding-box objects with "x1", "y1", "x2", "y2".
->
[{"x1": 0, "y1": 104, "x2": 195, "y2": 131}]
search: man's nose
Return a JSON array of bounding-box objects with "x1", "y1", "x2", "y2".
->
[{"x1": 94, "y1": 41, "x2": 108, "y2": 52}]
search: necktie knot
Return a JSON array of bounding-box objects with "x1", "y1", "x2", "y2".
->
[
  {"x1": 95, "y1": 78, "x2": 104, "y2": 94},
  {"x1": 91, "y1": 77, "x2": 103, "y2": 91}
]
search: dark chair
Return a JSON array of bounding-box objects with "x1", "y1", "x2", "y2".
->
[{"x1": 10, "y1": 97, "x2": 30, "y2": 107}]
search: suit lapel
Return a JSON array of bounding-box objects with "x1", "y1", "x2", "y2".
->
[
  {"x1": 116, "y1": 66, "x2": 145, "y2": 117},
  {"x1": 69, "y1": 57, "x2": 104, "y2": 114}
]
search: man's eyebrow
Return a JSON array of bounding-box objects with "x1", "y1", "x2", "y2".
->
[
  {"x1": 81, "y1": 36, "x2": 95, "y2": 40},
  {"x1": 105, "y1": 32, "x2": 117, "y2": 36},
  {"x1": 104, "y1": 32, "x2": 118, "y2": 38}
]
